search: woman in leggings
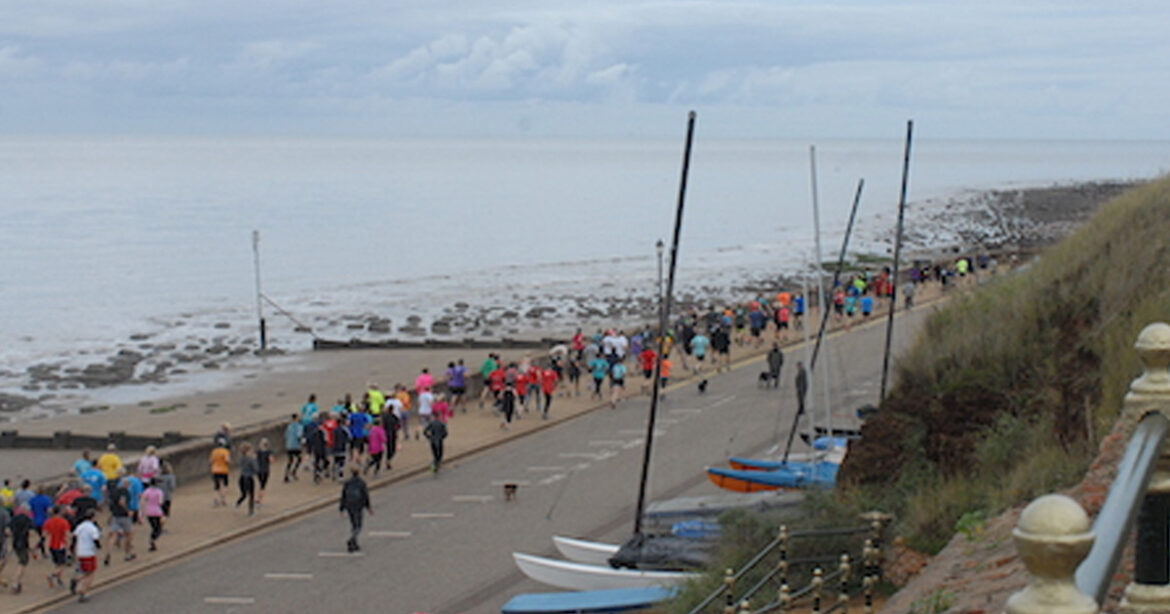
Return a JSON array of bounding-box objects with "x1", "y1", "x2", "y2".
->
[{"x1": 236, "y1": 442, "x2": 258, "y2": 516}]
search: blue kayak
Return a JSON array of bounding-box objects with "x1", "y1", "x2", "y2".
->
[
  {"x1": 501, "y1": 587, "x2": 677, "y2": 613},
  {"x1": 707, "y1": 462, "x2": 839, "y2": 493},
  {"x1": 671, "y1": 519, "x2": 721, "y2": 539}
]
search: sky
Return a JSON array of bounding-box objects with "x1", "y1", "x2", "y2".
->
[{"x1": 2, "y1": 0, "x2": 1169, "y2": 140}]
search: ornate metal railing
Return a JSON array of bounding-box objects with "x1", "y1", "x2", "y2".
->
[{"x1": 1008, "y1": 322, "x2": 1170, "y2": 613}]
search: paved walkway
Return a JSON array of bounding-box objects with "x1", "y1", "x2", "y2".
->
[{"x1": 4, "y1": 281, "x2": 961, "y2": 613}]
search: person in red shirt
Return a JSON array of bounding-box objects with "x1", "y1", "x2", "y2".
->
[
  {"x1": 488, "y1": 366, "x2": 507, "y2": 406},
  {"x1": 540, "y1": 367, "x2": 558, "y2": 419},
  {"x1": 42, "y1": 506, "x2": 72, "y2": 588},
  {"x1": 639, "y1": 347, "x2": 657, "y2": 394},
  {"x1": 524, "y1": 364, "x2": 542, "y2": 412},
  {"x1": 514, "y1": 371, "x2": 529, "y2": 416},
  {"x1": 322, "y1": 413, "x2": 338, "y2": 450}
]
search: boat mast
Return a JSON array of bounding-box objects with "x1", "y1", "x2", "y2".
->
[
  {"x1": 808, "y1": 147, "x2": 831, "y2": 438},
  {"x1": 880, "y1": 120, "x2": 914, "y2": 403},
  {"x1": 633, "y1": 111, "x2": 696, "y2": 537}
]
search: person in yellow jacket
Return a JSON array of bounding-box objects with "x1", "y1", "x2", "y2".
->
[{"x1": 96, "y1": 444, "x2": 124, "y2": 481}]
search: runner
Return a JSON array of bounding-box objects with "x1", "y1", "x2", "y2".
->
[
  {"x1": 424, "y1": 413, "x2": 448, "y2": 472},
  {"x1": 446, "y1": 360, "x2": 468, "y2": 412},
  {"x1": 105, "y1": 477, "x2": 135, "y2": 564},
  {"x1": 70, "y1": 509, "x2": 101, "y2": 603},
  {"x1": 609, "y1": 360, "x2": 627, "y2": 409},
  {"x1": 42, "y1": 505, "x2": 70, "y2": 588},
  {"x1": 139, "y1": 480, "x2": 165, "y2": 552},
  {"x1": 0, "y1": 500, "x2": 8, "y2": 580},
  {"x1": 95, "y1": 444, "x2": 123, "y2": 481},
  {"x1": 774, "y1": 304, "x2": 790, "y2": 341},
  {"x1": 416, "y1": 387, "x2": 435, "y2": 439},
  {"x1": 7, "y1": 504, "x2": 31, "y2": 593},
  {"x1": 235, "y1": 442, "x2": 258, "y2": 515},
  {"x1": 499, "y1": 382, "x2": 517, "y2": 431},
  {"x1": 255, "y1": 438, "x2": 273, "y2": 505},
  {"x1": 348, "y1": 407, "x2": 370, "y2": 458},
  {"x1": 339, "y1": 466, "x2": 372, "y2": 553},
  {"x1": 307, "y1": 415, "x2": 329, "y2": 484},
  {"x1": 588, "y1": 355, "x2": 609, "y2": 400},
  {"x1": 283, "y1": 414, "x2": 304, "y2": 482},
  {"x1": 477, "y1": 353, "x2": 498, "y2": 409},
  {"x1": 365, "y1": 420, "x2": 387, "y2": 476},
  {"x1": 767, "y1": 343, "x2": 784, "y2": 388},
  {"x1": 711, "y1": 326, "x2": 731, "y2": 372},
  {"x1": 414, "y1": 367, "x2": 434, "y2": 395},
  {"x1": 364, "y1": 384, "x2": 385, "y2": 418},
  {"x1": 860, "y1": 293, "x2": 874, "y2": 319},
  {"x1": 689, "y1": 329, "x2": 710, "y2": 375},
  {"x1": 209, "y1": 440, "x2": 230, "y2": 507},
  {"x1": 540, "y1": 365, "x2": 558, "y2": 419},
  {"x1": 748, "y1": 307, "x2": 767, "y2": 348},
  {"x1": 72, "y1": 450, "x2": 94, "y2": 477},
  {"x1": 433, "y1": 393, "x2": 453, "y2": 424},
  {"x1": 793, "y1": 293, "x2": 805, "y2": 330},
  {"x1": 157, "y1": 462, "x2": 176, "y2": 524},
  {"x1": 137, "y1": 446, "x2": 161, "y2": 481},
  {"x1": 566, "y1": 358, "x2": 582, "y2": 397},
  {"x1": 29, "y1": 487, "x2": 53, "y2": 557},
  {"x1": 381, "y1": 412, "x2": 400, "y2": 471},
  {"x1": 639, "y1": 344, "x2": 657, "y2": 394},
  {"x1": 300, "y1": 394, "x2": 319, "y2": 425},
  {"x1": 331, "y1": 417, "x2": 351, "y2": 481},
  {"x1": 659, "y1": 356, "x2": 673, "y2": 400}
]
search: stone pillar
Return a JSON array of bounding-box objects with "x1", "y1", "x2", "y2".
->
[
  {"x1": 1121, "y1": 322, "x2": 1170, "y2": 612},
  {"x1": 1006, "y1": 494, "x2": 1097, "y2": 614}
]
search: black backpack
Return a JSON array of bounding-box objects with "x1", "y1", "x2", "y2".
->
[{"x1": 343, "y1": 479, "x2": 365, "y2": 508}]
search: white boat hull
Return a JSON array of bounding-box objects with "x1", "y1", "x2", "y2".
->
[
  {"x1": 512, "y1": 552, "x2": 700, "y2": 591},
  {"x1": 552, "y1": 536, "x2": 620, "y2": 566}
]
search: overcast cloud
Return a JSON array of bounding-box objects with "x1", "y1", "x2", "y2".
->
[{"x1": 2, "y1": 0, "x2": 1167, "y2": 139}]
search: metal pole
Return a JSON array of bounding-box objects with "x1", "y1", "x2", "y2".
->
[
  {"x1": 634, "y1": 111, "x2": 696, "y2": 536},
  {"x1": 879, "y1": 120, "x2": 914, "y2": 402},
  {"x1": 252, "y1": 230, "x2": 267, "y2": 351},
  {"x1": 809, "y1": 146, "x2": 831, "y2": 439}
]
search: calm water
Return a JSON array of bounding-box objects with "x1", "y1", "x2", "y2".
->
[{"x1": 3, "y1": 136, "x2": 1170, "y2": 384}]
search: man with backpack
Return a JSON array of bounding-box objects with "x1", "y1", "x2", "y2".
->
[{"x1": 339, "y1": 467, "x2": 372, "y2": 553}]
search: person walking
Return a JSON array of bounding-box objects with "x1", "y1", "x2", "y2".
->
[
  {"x1": 424, "y1": 415, "x2": 448, "y2": 472},
  {"x1": 235, "y1": 442, "x2": 257, "y2": 516},
  {"x1": 209, "y1": 441, "x2": 230, "y2": 507},
  {"x1": 105, "y1": 477, "x2": 135, "y2": 564},
  {"x1": 339, "y1": 467, "x2": 372, "y2": 553},
  {"x1": 70, "y1": 510, "x2": 101, "y2": 603},
  {"x1": 795, "y1": 361, "x2": 809, "y2": 416},
  {"x1": 139, "y1": 480, "x2": 165, "y2": 552},
  {"x1": 255, "y1": 438, "x2": 273, "y2": 506},
  {"x1": 767, "y1": 343, "x2": 784, "y2": 388},
  {"x1": 499, "y1": 382, "x2": 517, "y2": 430},
  {"x1": 283, "y1": 414, "x2": 304, "y2": 482},
  {"x1": 365, "y1": 420, "x2": 387, "y2": 477},
  {"x1": 157, "y1": 462, "x2": 177, "y2": 525},
  {"x1": 6, "y1": 504, "x2": 32, "y2": 593}
]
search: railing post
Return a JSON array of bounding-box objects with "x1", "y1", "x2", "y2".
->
[
  {"x1": 812, "y1": 567, "x2": 824, "y2": 613},
  {"x1": 1005, "y1": 494, "x2": 1097, "y2": 613},
  {"x1": 862, "y1": 538, "x2": 876, "y2": 614},
  {"x1": 1120, "y1": 322, "x2": 1170, "y2": 612},
  {"x1": 724, "y1": 568, "x2": 736, "y2": 614},
  {"x1": 839, "y1": 553, "x2": 852, "y2": 610}
]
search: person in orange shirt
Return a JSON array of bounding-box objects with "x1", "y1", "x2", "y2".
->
[
  {"x1": 777, "y1": 291, "x2": 791, "y2": 308},
  {"x1": 658, "y1": 356, "x2": 673, "y2": 399},
  {"x1": 209, "y1": 445, "x2": 231, "y2": 507}
]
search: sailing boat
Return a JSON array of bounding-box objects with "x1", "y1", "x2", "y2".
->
[{"x1": 508, "y1": 114, "x2": 705, "y2": 603}]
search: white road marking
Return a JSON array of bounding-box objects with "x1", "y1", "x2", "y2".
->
[
  {"x1": 368, "y1": 531, "x2": 412, "y2": 538},
  {"x1": 491, "y1": 480, "x2": 531, "y2": 486},
  {"x1": 204, "y1": 597, "x2": 256, "y2": 605},
  {"x1": 588, "y1": 440, "x2": 624, "y2": 446},
  {"x1": 669, "y1": 408, "x2": 703, "y2": 414},
  {"x1": 619, "y1": 429, "x2": 666, "y2": 436},
  {"x1": 558, "y1": 452, "x2": 605, "y2": 460},
  {"x1": 622, "y1": 439, "x2": 646, "y2": 450},
  {"x1": 318, "y1": 551, "x2": 365, "y2": 558},
  {"x1": 710, "y1": 395, "x2": 737, "y2": 408},
  {"x1": 411, "y1": 512, "x2": 455, "y2": 519},
  {"x1": 264, "y1": 573, "x2": 312, "y2": 580},
  {"x1": 538, "y1": 473, "x2": 567, "y2": 485},
  {"x1": 452, "y1": 495, "x2": 494, "y2": 503},
  {"x1": 527, "y1": 466, "x2": 565, "y2": 472}
]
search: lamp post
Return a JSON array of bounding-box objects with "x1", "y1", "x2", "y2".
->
[{"x1": 656, "y1": 239, "x2": 665, "y2": 313}]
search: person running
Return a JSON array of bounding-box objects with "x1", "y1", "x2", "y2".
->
[
  {"x1": 609, "y1": 361, "x2": 627, "y2": 408},
  {"x1": 689, "y1": 330, "x2": 709, "y2": 374},
  {"x1": 72, "y1": 450, "x2": 94, "y2": 477},
  {"x1": 433, "y1": 393, "x2": 452, "y2": 424},
  {"x1": 209, "y1": 441, "x2": 230, "y2": 507},
  {"x1": 639, "y1": 345, "x2": 657, "y2": 394},
  {"x1": 339, "y1": 467, "x2": 372, "y2": 553},
  {"x1": 364, "y1": 384, "x2": 385, "y2": 418},
  {"x1": 499, "y1": 383, "x2": 517, "y2": 431},
  {"x1": 7, "y1": 504, "x2": 31, "y2": 593},
  {"x1": 588, "y1": 355, "x2": 609, "y2": 400},
  {"x1": 365, "y1": 420, "x2": 387, "y2": 476},
  {"x1": 284, "y1": 414, "x2": 304, "y2": 482},
  {"x1": 255, "y1": 438, "x2": 273, "y2": 505},
  {"x1": 307, "y1": 415, "x2": 329, "y2": 484},
  {"x1": 793, "y1": 293, "x2": 805, "y2": 330},
  {"x1": 381, "y1": 412, "x2": 400, "y2": 471},
  {"x1": 331, "y1": 417, "x2": 351, "y2": 481},
  {"x1": 29, "y1": 487, "x2": 53, "y2": 557},
  {"x1": 43, "y1": 506, "x2": 71, "y2": 589},
  {"x1": 348, "y1": 408, "x2": 370, "y2": 458},
  {"x1": 446, "y1": 360, "x2": 468, "y2": 413},
  {"x1": 659, "y1": 356, "x2": 673, "y2": 399},
  {"x1": 767, "y1": 343, "x2": 784, "y2": 388},
  {"x1": 70, "y1": 510, "x2": 101, "y2": 602},
  {"x1": 105, "y1": 477, "x2": 135, "y2": 564},
  {"x1": 540, "y1": 365, "x2": 558, "y2": 419},
  {"x1": 0, "y1": 501, "x2": 8, "y2": 581},
  {"x1": 424, "y1": 414, "x2": 448, "y2": 472},
  {"x1": 96, "y1": 444, "x2": 123, "y2": 481},
  {"x1": 477, "y1": 354, "x2": 499, "y2": 409},
  {"x1": 514, "y1": 370, "x2": 529, "y2": 415},
  {"x1": 711, "y1": 326, "x2": 731, "y2": 372},
  {"x1": 139, "y1": 480, "x2": 165, "y2": 552},
  {"x1": 393, "y1": 385, "x2": 414, "y2": 439},
  {"x1": 137, "y1": 446, "x2": 160, "y2": 482},
  {"x1": 774, "y1": 304, "x2": 791, "y2": 341},
  {"x1": 416, "y1": 387, "x2": 435, "y2": 439},
  {"x1": 300, "y1": 394, "x2": 319, "y2": 425},
  {"x1": 236, "y1": 442, "x2": 258, "y2": 516},
  {"x1": 860, "y1": 293, "x2": 874, "y2": 319},
  {"x1": 566, "y1": 358, "x2": 582, "y2": 397},
  {"x1": 157, "y1": 462, "x2": 176, "y2": 525}
]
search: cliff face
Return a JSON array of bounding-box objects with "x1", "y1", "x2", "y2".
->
[{"x1": 838, "y1": 176, "x2": 1170, "y2": 553}]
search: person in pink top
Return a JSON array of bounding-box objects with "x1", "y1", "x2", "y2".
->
[
  {"x1": 137, "y1": 445, "x2": 160, "y2": 481},
  {"x1": 139, "y1": 479, "x2": 166, "y2": 552},
  {"x1": 364, "y1": 423, "x2": 387, "y2": 477},
  {"x1": 414, "y1": 368, "x2": 434, "y2": 394},
  {"x1": 433, "y1": 393, "x2": 452, "y2": 424}
]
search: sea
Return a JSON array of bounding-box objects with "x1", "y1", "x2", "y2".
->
[{"x1": 3, "y1": 136, "x2": 1170, "y2": 414}]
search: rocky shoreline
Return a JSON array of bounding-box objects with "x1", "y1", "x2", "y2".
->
[{"x1": 0, "y1": 179, "x2": 1144, "y2": 422}]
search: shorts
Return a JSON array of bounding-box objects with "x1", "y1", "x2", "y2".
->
[
  {"x1": 660, "y1": 377, "x2": 670, "y2": 387},
  {"x1": 51, "y1": 548, "x2": 68, "y2": 566},
  {"x1": 642, "y1": 369, "x2": 653, "y2": 379},
  {"x1": 350, "y1": 436, "x2": 368, "y2": 452},
  {"x1": 213, "y1": 473, "x2": 229, "y2": 489},
  {"x1": 862, "y1": 310, "x2": 872, "y2": 317},
  {"x1": 778, "y1": 321, "x2": 789, "y2": 329},
  {"x1": 287, "y1": 449, "x2": 302, "y2": 459},
  {"x1": 111, "y1": 516, "x2": 133, "y2": 535},
  {"x1": 610, "y1": 378, "x2": 625, "y2": 388},
  {"x1": 750, "y1": 327, "x2": 761, "y2": 337},
  {"x1": 694, "y1": 353, "x2": 705, "y2": 362},
  {"x1": 14, "y1": 547, "x2": 29, "y2": 566},
  {"x1": 449, "y1": 386, "x2": 465, "y2": 395},
  {"x1": 717, "y1": 347, "x2": 730, "y2": 355},
  {"x1": 834, "y1": 304, "x2": 844, "y2": 314},
  {"x1": 79, "y1": 556, "x2": 97, "y2": 574}
]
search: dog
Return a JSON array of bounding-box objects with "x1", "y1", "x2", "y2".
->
[
  {"x1": 503, "y1": 483, "x2": 518, "y2": 501},
  {"x1": 697, "y1": 379, "x2": 708, "y2": 394},
  {"x1": 758, "y1": 371, "x2": 774, "y2": 388}
]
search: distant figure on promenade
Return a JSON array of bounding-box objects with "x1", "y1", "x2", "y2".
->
[
  {"x1": 795, "y1": 361, "x2": 808, "y2": 416},
  {"x1": 414, "y1": 368, "x2": 434, "y2": 395},
  {"x1": 767, "y1": 343, "x2": 784, "y2": 388},
  {"x1": 140, "y1": 480, "x2": 165, "y2": 552},
  {"x1": 365, "y1": 419, "x2": 387, "y2": 476},
  {"x1": 499, "y1": 383, "x2": 517, "y2": 431},
  {"x1": 213, "y1": 423, "x2": 232, "y2": 450},
  {"x1": 96, "y1": 444, "x2": 123, "y2": 481},
  {"x1": 478, "y1": 353, "x2": 499, "y2": 409},
  {"x1": 446, "y1": 360, "x2": 468, "y2": 412},
  {"x1": 137, "y1": 446, "x2": 160, "y2": 481},
  {"x1": 424, "y1": 413, "x2": 448, "y2": 472},
  {"x1": 300, "y1": 394, "x2": 318, "y2": 425},
  {"x1": 540, "y1": 365, "x2": 558, "y2": 419},
  {"x1": 209, "y1": 441, "x2": 230, "y2": 507},
  {"x1": 71, "y1": 509, "x2": 101, "y2": 602},
  {"x1": 339, "y1": 466, "x2": 372, "y2": 553},
  {"x1": 105, "y1": 476, "x2": 135, "y2": 563},
  {"x1": 609, "y1": 361, "x2": 627, "y2": 409},
  {"x1": 235, "y1": 442, "x2": 258, "y2": 516},
  {"x1": 306, "y1": 415, "x2": 328, "y2": 484},
  {"x1": 255, "y1": 438, "x2": 273, "y2": 505},
  {"x1": 284, "y1": 414, "x2": 304, "y2": 482}
]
